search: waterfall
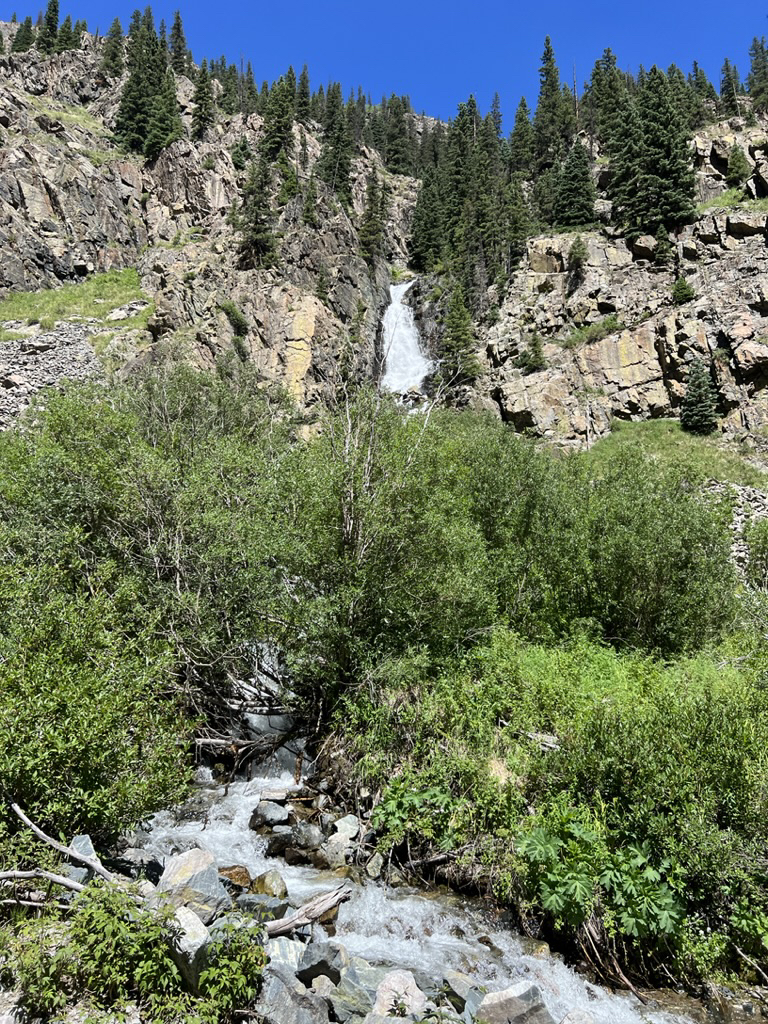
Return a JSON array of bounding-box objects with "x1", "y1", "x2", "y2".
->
[{"x1": 380, "y1": 280, "x2": 432, "y2": 395}]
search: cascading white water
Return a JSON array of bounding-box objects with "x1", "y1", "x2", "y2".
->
[
  {"x1": 143, "y1": 775, "x2": 697, "y2": 1024},
  {"x1": 380, "y1": 280, "x2": 432, "y2": 395}
]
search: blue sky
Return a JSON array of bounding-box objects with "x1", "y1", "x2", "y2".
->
[{"x1": 12, "y1": 0, "x2": 768, "y2": 122}]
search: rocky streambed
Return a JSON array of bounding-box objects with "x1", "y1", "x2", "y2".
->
[{"x1": 115, "y1": 758, "x2": 719, "y2": 1024}]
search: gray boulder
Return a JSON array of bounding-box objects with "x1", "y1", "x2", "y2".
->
[
  {"x1": 443, "y1": 969, "x2": 486, "y2": 1017},
  {"x1": 250, "y1": 800, "x2": 291, "y2": 829},
  {"x1": 475, "y1": 982, "x2": 556, "y2": 1024},
  {"x1": 267, "y1": 935, "x2": 307, "y2": 973},
  {"x1": 251, "y1": 869, "x2": 289, "y2": 899},
  {"x1": 236, "y1": 893, "x2": 289, "y2": 919},
  {"x1": 257, "y1": 964, "x2": 330, "y2": 1024},
  {"x1": 171, "y1": 905, "x2": 210, "y2": 992},
  {"x1": 153, "y1": 848, "x2": 232, "y2": 925},
  {"x1": 372, "y1": 970, "x2": 427, "y2": 1017},
  {"x1": 296, "y1": 940, "x2": 349, "y2": 987}
]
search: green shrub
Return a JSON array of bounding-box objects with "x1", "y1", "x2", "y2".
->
[
  {"x1": 746, "y1": 518, "x2": 768, "y2": 589},
  {"x1": 726, "y1": 143, "x2": 752, "y2": 188},
  {"x1": 514, "y1": 334, "x2": 547, "y2": 375},
  {"x1": 561, "y1": 315, "x2": 623, "y2": 349},
  {"x1": 8, "y1": 883, "x2": 266, "y2": 1022},
  {"x1": 672, "y1": 276, "x2": 696, "y2": 305},
  {"x1": 219, "y1": 299, "x2": 249, "y2": 337}
]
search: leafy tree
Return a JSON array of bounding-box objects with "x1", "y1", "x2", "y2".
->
[
  {"x1": 554, "y1": 142, "x2": 595, "y2": 227},
  {"x1": 232, "y1": 156, "x2": 277, "y2": 268},
  {"x1": 11, "y1": 15, "x2": 35, "y2": 52},
  {"x1": 726, "y1": 143, "x2": 751, "y2": 187},
  {"x1": 440, "y1": 285, "x2": 481, "y2": 384},
  {"x1": 192, "y1": 58, "x2": 215, "y2": 139},
  {"x1": 168, "y1": 9, "x2": 186, "y2": 75},
  {"x1": 100, "y1": 17, "x2": 124, "y2": 76},
  {"x1": 680, "y1": 358, "x2": 718, "y2": 434},
  {"x1": 36, "y1": 0, "x2": 58, "y2": 54}
]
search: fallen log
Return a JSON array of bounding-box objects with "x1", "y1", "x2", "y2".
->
[
  {"x1": 11, "y1": 804, "x2": 116, "y2": 884},
  {"x1": 264, "y1": 884, "x2": 351, "y2": 937},
  {"x1": 0, "y1": 869, "x2": 86, "y2": 893}
]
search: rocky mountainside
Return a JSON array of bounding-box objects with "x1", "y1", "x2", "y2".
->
[
  {"x1": 4, "y1": 31, "x2": 768, "y2": 444},
  {"x1": 0, "y1": 29, "x2": 417, "y2": 413}
]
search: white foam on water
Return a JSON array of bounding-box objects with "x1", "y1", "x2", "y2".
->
[{"x1": 144, "y1": 778, "x2": 695, "y2": 1024}]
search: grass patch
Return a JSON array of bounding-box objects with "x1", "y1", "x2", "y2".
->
[
  {"x1": 0, "y1": 270, "x2": 147, "y2": 328},
  {"x1": 697, "y1": 190, "x2": 768, "y2": 214},
  {"x1": 559, "y1": 314, "x2": 623, "y2": 350},
  {"x1": 31, "y1": 99, "x2": 109, "y2": 138},
  {"x1": 0, "y1": 328, "x2": 25, "y2": 342},
  {"x1": 80, "y1": 148, "x2": 115, "y2": 168},
  {"x1": 585, "y1": 418, "x2": 768, "y2": 488}
]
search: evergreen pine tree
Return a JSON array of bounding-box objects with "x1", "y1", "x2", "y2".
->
[
  {"x1": 296, "y1": 65, "x2": 311, "y2": 124},
  {"x1": 192, "y1": 59, "x2": 214, "y2": 139},
  {"x1": 55, "y1": 14, "x2": 74, "y2": 52},
  {"x1": 410, "y1": 170, "x2": 444, "y2": 271},
  {"x1": 261, "y1": 76, "x2": 294, "y2": 161},
  {"x1": 11, "y1": 16, "x2": 34, "y2": 52},
  {"x1": 630, "y1": 66, "x2": 695, "y2": 237},
  {"x1": 302, "y1": 172, "x2": 319, "y2": 227},
  {"x1": 726, "y1": 143, "x2": 751, "y2": 187},
  {"x1": 554, "y1": 141, "x2": 595, "y2": 226},
  {"x1": 503, "y1": 175, "x2": 532, "y2": 273},
  {"x1": 359, "y1": 170, "x2": 384, "y2": 268},
  {"x1": 748, "y1": 37, "x2": 768, "y2": 112},
  {"x1": 720, "y1": 58, "x2": 742, "y2": 116},
  {"x1": 276, "y1": 148, "x2": 298, "y2": 205},
  {"x1": 509, "y1": 96, "x2": 534, "y2": 174},
  {"x1": 36, "y1": 0, "x2": 58, "y2": 54},
  {"x1": 0, "y1": 31, "x2": 5, "y2": 54},
  {"x1": 233, "y1": 156, "x2": 277, "y2": 268},
  {"x1": 101, "y1": 17, "x2": 124, "y2": 76},
  {"x1": 230, "y1": 136, "x2": 252, "y2": 171},
  {"x1": 680, "y1": 358, "x2": 718, "y2": 434},
  {"x1": 317, "y1": 83, "x2": 352, "y2": 204},
  {"x1": 72, "y1": 18, "x2": 85, "y2": 46},
  {"x1": 440, "y1": 285, "x2": 481, "y2": 384},
  {"x1": 168, "y1": 10, "x2": 186, "y2": 75},
  {"x1": 533, "y1": 36, "x2": 562, "y2": 168},
  {"x1": 144, "y1": 69, "x2": 182, "y2": 161}
]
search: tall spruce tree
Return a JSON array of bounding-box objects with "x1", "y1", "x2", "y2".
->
[
  {"x1": 440, "y1": 285, "x2": 481, "y2": 385},
  {"x1": 359, "y1": 170, "x2": 384, "y2": 268},
  {"x1": 261, "y1": 76, "x2": 295, "y2": 161},
  {"x1": 101, "y1": 17, "x2": 124, "y2": 76},
  {"x1": 554, "y1": 141, "x2": 595, "y2": 227},
  {"x1": 192, "y1": 59, "x2": 214, "y2": 139},
  {"x1": 144, "y1": 69, "x2": 182, "y2": 161},
  {"x1": 509, "y1": 96, "x2": 534, "y2": 174},
  {"x1": 11, "y1": 15, "x2": 34, "y2": 51},
  {"x1": 748, "y1": 37, "x2": 768, "y2": 112},
  {"x1": 168, "y1": 10, "x2": 186, "y2": 75},
  {"x1": 680, "y1": 359, "x2": 718, "y2": 434},
  {"x1": 296, "y1": 64, "x2": 311, "y2": 124},
  {"x1": 720, "y1": 58, "x2": 742, "y2": 116},
  {"x1": 726, "y1": 143, "x2": 751, "y2": 187},
  {"x1": 55, "y1": 15, "x2": 74, "y2": 51},
  {"x1": 317, "y1": 83, "x2": 352, "y2": 204},
  {"x1": 533, "y1": 36, "x2": 571, "y2": 169},
  {"x1": 36, "y1": 0, "x2": 58, "y2": 54},
  {"x1": 410, "y1": 170, "x2": 444, "y2": 271},
  {"x1": 233, "y1": 156, "x2": 277, "y2": 268}
]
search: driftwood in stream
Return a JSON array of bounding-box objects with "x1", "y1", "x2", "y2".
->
[
  {"x1": 264, "y1": 884, "x2": 351, "y2": 937},
  {"x1": 7, "y1": 804, "x2": 351, "y2": 941}
]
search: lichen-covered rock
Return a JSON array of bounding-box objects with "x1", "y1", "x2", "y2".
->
[{"x1": 153, "y1": 848, "x2": 232, "y2": 925}]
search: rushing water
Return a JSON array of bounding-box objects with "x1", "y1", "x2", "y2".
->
[
  {"x1": 380, "y1": 281, "x2": 432, "y2": 395},
  {"x1": 143, "y1": 770, "x2": 699, "y2": 1024}
]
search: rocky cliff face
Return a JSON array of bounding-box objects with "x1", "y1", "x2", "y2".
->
[
  {"x1": 0, "y1": 30, "x2": 417, "y2": 412},
  {"x1": 455, "y1": 118, "x2": 768, "y2": 446}
]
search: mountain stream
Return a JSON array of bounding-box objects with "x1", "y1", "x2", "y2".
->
[{"x1": 142, "y1": 765, "x2": 711, "y2": 1024}]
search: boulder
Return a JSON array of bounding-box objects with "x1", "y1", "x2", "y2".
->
[
  {"x1": 219, "y1": 864, "x2": 252, "y2": 889},
  {"x1": 366, "y1": 852, "x2": 384, "y2": 880},
  {"x1": 171, "y1": 905, "x2": 210, "y2": 992},
  {"x1": 250, "y1": 869, "x2": 288, "y2": 899},
  {"x1": 153, "y1": 848, "x2": 232, "y2": 925},
  {"x1": 266, "y1": 936, "x2": 306, "y2": 973},
  {"x1": 330, "y1": 961, "x2": 390, "y2": 1023},
  {"x1": 257, "y1": 964, "x2": 330, "y2": 1024},
  {"x1": 475, "y1": 982, "x2": 556, "y2": 1024},
  {"x1": 631, "y1": 234, "x2": 657, "y2": 260},
  {"x1": 372, "y1": 970, "x2": 427, "y2": 1017},
  {"x1": 297, "y1": 940, "x2": 349, "y2": 988},
  {"x1": 250, "y1": 800, "x2": 291, "y2": 829},
  {"x1": 235, "y1": 893, "x2": 289, "y2": 919},
  {"x1": 443, "y1": 969, "x2": 486, "y2": 1016}
]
